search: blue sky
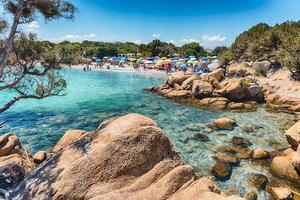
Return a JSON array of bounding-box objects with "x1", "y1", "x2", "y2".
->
[{"x1": 23, "y1": 0, "x2": 300, "y2": 48}]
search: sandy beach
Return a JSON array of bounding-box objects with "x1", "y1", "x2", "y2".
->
[{"x1": 65, "y1": 64, "x2": 169, "y2": 78}]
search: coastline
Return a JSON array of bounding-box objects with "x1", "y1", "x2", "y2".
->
[{"x1": 63, "y1": 64, "x2": 169, "y2": 79}]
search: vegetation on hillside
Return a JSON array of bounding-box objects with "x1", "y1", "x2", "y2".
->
[
  {"x1": 219, "y1": 21, "x2": 300, "y2": 80},
  {"x1": 50, "y1": 39, "x2": 208, "y2": 65}
]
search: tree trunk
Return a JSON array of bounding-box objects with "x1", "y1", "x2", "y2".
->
[
  {"x1": 0, "y1": 0, "x2": 25, "y2": 78},
  {"x1": 0, "y1": 95, "x2": 23, "y2": 113}
]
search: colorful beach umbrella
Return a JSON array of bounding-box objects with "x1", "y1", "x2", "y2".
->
[
  {"x1": 180, "y1": 64, "x2": 188, "y2": 69},
  {"x1": 145, "y1": 60, "x2": 153, "y2": 64}
]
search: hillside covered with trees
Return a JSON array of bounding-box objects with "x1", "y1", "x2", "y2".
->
[
  {"x1": 46, "y1": 39, "x2": 208, "y2": 65},
  {"x1": 219, "y1": 21, "x2": 300, "y2": 80}
]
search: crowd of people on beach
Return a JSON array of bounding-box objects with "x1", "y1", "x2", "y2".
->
[
  {"x1": 81, "y1": 55, "x2": 219, "y2": 75},
  {"x1": 83, "y1": 66, "x2": 93, "y2": 71}
]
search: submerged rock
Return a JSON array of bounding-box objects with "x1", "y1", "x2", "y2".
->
[
  {"x1": 211, "y1": 160, "x2": 232, "y2": 180},
  {"x1": 232, "y1": 136, "x2": 252, "y2": 147},
  {"x1": 190, "y1": 133, "x2": 210, "y2": 142},
  {"x1": 8, "y1": 114, "x2": 244, "y2": 200},
  {"x1": 213, "y1": 152, "x2": 239, "y2": 165},
  {"x1": 213, "y1": 118, "x2": 236, "y2": 130},
  {"x1": 252, "y1": 148, "x2": 270, "y2": 159},
  {"x1": 236, "y1": 149, "x2": 253, "y2": 159},
  {"x1": 248, "y1": 174, "x2": 268, "y2": 190},
  {"x1": 241, "y1": 126, "x2": 255, "y2": 133},
  {"x1": 246, "y1": 191, "x2": 258, "y2": 200}
]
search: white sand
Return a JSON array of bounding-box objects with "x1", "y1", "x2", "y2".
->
[
  {"x1": 64, "y1": 64, "x2": 168, "y2": 79},
  {"x1": 258, "y1": 69, "x2": 300, "y2": 100}
]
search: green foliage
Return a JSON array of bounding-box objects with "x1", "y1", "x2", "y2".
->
[
  {"x1": 212, "y1": 46, "x2": 228, "y2": 56},
  {"x1": 221, "y1": 21, "x2": 300, "y2": 80},
  {"x1": 51, "y1": 40, "x2": 207, "y2": 64},
  {"x1": 240, "y1": 79, "x2": 251, "y2": 88},
  {"x1": 219, "y1": 50, "x2": 234, "y2": 65},
  {"x1": 280, "y1": 34, "x2": 300, "y2": 80},
  {"x1": 146, "y1": 39, "x2": 178, "y2": 57},
  {"x1": 180, "y1": 42, "x2": 206, "y2": 57},
  {"x1": 8, "y1": 34, "x2": 67, "y2": 99},
  {"x1": 2, "y1": 0, "x2": 76, "y2": 21},
  {"x1": 254, "y1": 63, "x2": 268, "y2": 77}
]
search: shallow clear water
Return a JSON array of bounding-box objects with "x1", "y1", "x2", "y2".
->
[{"x1": 0, "y1": 69, "x2": 294, "y2": 199}]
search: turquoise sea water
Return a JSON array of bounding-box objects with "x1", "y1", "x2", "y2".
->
[{"x1": 0, "y1": 69, "x2": 294, "y2": 199}]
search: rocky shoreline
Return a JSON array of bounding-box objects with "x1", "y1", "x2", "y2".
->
[
  {"x1": 0, "y1": 113, "x2": 299, "y2": 199},
  {"x1": 0, "y1": 114, "x2": 244, "y2": 200},
  {"x1": 147, "y1": 61, "x2": 300, "y2": 113}
]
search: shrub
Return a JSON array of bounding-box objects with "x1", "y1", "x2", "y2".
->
[
  {"x1": 254, "y1": 64, "x2": 268, "y2": 77},
  {"x1": 224, "y1": 21, "x2": 300, "y2": 80}
]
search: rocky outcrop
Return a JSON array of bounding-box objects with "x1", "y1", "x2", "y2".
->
[
  {"x1": 270, "y1": 151, "x2": 300, "y2": 184},
  {"x1": 227, "y1": 62, "x2": 254, "y2": 77},
  {"x1": 208, "y1": 68, "x2": 225, "y2": 82},
  {"x1": 152, "y1": 61, "x2": 300, "y2": 114},
  {"x1": 8, "y1": 114, "x2": 244, "y2": 200},
  {"x1": 152, "y1": 67, "x2": 267, "y2": 111},
  {"x1": 197, "y1": 97, "x2": 229, "y2": 109},
  {"x1": 181, "y1": 75, "x2": 200, "y2": 90},
  {"x1": 165, "y1": 89, "x2": 190, "y2": 98},
  {"x1": 51, "y1": 129, "x2": 87, "y2": 153},
  {"x1": 167, "y1": 71, "x2": 190, "y2": 86},
  {"x1": 192, "y1": 80, "x2": 214, "y2": 98},
  {"x1": 214, "y1": 78, "x2": 263, "y2": 102},
  {"x1": 263, "y1": 85, "x2": 300, "y2": 113},
  {"x1": 0, "y1": 133, "x2": 35, "y2": 196}
]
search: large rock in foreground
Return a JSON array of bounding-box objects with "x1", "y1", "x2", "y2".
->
[
  {"x1": 9, "y1": 114, "x2": 243, "y2": 200},
  {"x1": 0, "y1": 133, "x2": 35, "y2": 195},
  {"x1": 51, "y1": 129, "x2": 87, "y2": 153}
]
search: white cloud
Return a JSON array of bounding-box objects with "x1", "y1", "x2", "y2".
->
[
  {"x1": 27, "y1": 21, "x2": 40, "y2": 33},
  {"x1": 129, "y1": 40, "x2": 142, "y2": 44},
  {"x1": 202, "y1": 34, "x2": 226, "y2": 42},
  {"x1": 50, "y1": 33, "x2": 98, "y2": 43},
  {"x1": 152, "y1": 33, "x2": 160, "y2": 38},
  {"x1": 179, "y1": 38, "x2": 199, "y2": 44},
  {"x1": 166, "y1": 40, "x2": 176, "y2": 44}
]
